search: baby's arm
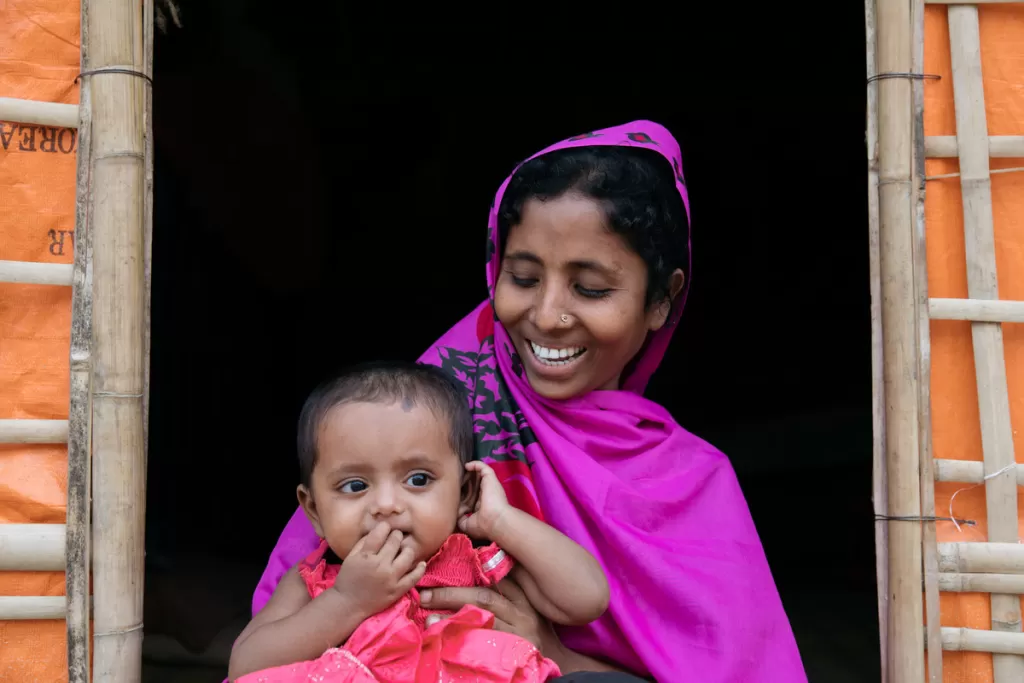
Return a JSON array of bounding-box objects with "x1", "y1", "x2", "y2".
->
[
  {"x1": 462, "y1": 462, "x2": 609, "y2": 626},
  {"x1": 227, "y1": 567, "x2": 365, "y2": 680},
  {"x1": 229, "y1": 522, "x2": 426, "y2": 681}
]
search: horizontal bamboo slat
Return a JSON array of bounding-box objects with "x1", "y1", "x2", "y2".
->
[
  {"x1": 0, "y1": 524, "x2": 65, "y2": 571},
  {"x1": 0, "y1": 596, "x2": 65, "y2": 620},
  {"x1": 941, "y1": 627, "x2": 1024, "y2": 655},
  {"x1": 940, "y1": 573, "x2": 1024, "y2": 594},
  {"x1": 0, "y1": 260, "x2": 74, "y2": 286},
  {"x1": 0, "y1": 419, "x2": 69, "y2": 444},
  {"x1": 930, "y1": 298, "x2": 1024, "y2": 323},
  {"x1": 0, "y1": 97, "x2": 79, "y2": 129},
  {"x1": 939, "y1": 542, "x2": 1024, "y2": 574},
  {"x1": 935, "y1": 459, "x2": 1024, "y2": 485},
  {"x1": 925, "y1": 135, "x2": 1024, "y2": 158}
]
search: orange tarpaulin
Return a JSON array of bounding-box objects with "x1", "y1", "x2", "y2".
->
[
  {"x1": 0, "y1": 1, "x2": 80, "y2": 681},
  {"x1": 925, "y1": 5, "x2": 1024, "y2": 683}
]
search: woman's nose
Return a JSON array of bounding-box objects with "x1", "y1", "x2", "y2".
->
[{"x1": 531, "y1": 284, "x2": 567, "y2": 332}]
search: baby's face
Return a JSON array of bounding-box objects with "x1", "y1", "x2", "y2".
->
[{"x1": 300, "y1": 400, "x2": 465, "y2": 564}]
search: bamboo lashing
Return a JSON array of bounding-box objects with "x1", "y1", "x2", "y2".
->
[
  {"x1": 0, "y1": 419, "x2": 70, "y2": 443},
  {"x1": 929, "y1": 298, "x2": 1024, "y2": 323},
  {"x1": 85, "y1": 0, "x2": 149, "y2": 679},
  {"x1": 936, "y1": 460, "x2": 1024, "y2": 485},
  {"x1": 876, "y1": 0, "x2": 928, "y2": 679},
  {"x1": 0, "y1": 260, "x2": 74, "y2": 286},
  {"x1": 865, "y1": 0, "x2": 889, "y2": 676},
  {"x1": 66, "y1": 0, "x2": 95, "y2": 678},
  {"x1": 0, "y1": 596, "x2": 67, "y2": 620},
  {"x1": 926, "y1": 135, "x2": 1024, "y2": 158},
  {"x1": 947, "y1": 4, "x2": 1024, "y2": 679},
  {"x1": 0, "y1": 524, "x2": 65, "y2": 571},
  {"x1": 0, "y1": 97, "x2": 79, "y2": 129}
]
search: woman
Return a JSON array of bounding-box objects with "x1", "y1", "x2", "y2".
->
[{"x1": 252, "y1": 121, "x2": 807, "y2": 682}]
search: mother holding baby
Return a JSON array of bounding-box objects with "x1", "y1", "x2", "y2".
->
[{"x1": 253, "y1": 121, "x2": 807, "y2": 682}]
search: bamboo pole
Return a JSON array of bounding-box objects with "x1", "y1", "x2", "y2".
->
[
  {"x1": 948, "y1": 6, "x2": 1024, "y2": 680},
  {"x1": 940, "y1": 573, "x2": 1024, "y2": 594},
  {"x1": 142, "y1": 0, "x2": 154, "y2": 465},
  {"x1": 0, "y1": 261, "x2": 74, "y2": 286},
  {"x1": 67, "y1": 1, "x2": 95, "y2": 677},
  {"x1": 86, "y1": 0, "x2": 148, "y2": 679},
  {"x1": 929, "y1": 298, "x2": 1024, "y2": 323},
  {"x1": 0, "y1": 419, "x2": 69, "y2": 443},
  {"x1": 926, "y1": 135, "x2": 1024, "y2": 158},
  {"x1": 938, "y1": 542, "x2": 1024, "y2": 574},
  {"x1": 877, "y1": 0, "x2": 926, "y2": 679},
  {"x1": 0, "y1": 596, "x2": 67, "y2": 620},
  {"x1": 935, "y1": 460, "x2": 1024, "y2": 484},
  {"x1": 941, "y1": 628, "x2": 1024, "y2": 655},
  {"x1": 910, "y1": 0, "x2": 942, "y2": 674},
  {"x1": 0, "y1": 97, "x2": 79, "y2": 129},
  {"x1": 0, "y1": 524, "x2": 65, "y2": 571},
  {"x1": 865, "y1": 0, "x2": 889, "y2": 675}
]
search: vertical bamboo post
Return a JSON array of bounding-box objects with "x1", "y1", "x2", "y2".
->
[
  {"x1": 947, "y1": 6, "x2": 1024, "y2": 682},
  {"x1": 910, "y1": 0, "x2": 942, "y2": 678},
  {"x1": 864, "y1": 1, "x2": 889, "y2": 680},
  {"x1": 877, "y1": 0, "x2": 927, "y2": 680},
  {"x1": 66, "y1": 2, "x2": 94, "y2": 670},
  {"x1": 86, "y1": 0, "x2": 148, "y2": 680}
]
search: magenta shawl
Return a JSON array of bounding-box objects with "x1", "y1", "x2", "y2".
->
[{"x1": 253, "y1": 121, "x2": 807, "y2": 682}]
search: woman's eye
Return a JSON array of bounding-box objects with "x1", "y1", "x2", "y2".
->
[
  {"x1": 406, "y1": 473, "x2": 432, "y2": 487},
  {"x1": 511, "y1": 274, "x2": 538, "y2": 288},
  {"x1": 339, "y1": 480, "x2": 367, "y2": 494},
  {"x1": 576, "y1": 284, "x2": 612, "y2": 299}
]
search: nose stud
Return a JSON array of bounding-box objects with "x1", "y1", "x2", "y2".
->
[{"x1": 560, "y1": 314, "x2": 570, "y2": 324}]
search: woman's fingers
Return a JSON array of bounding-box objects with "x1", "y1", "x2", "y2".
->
[{"x1": 420, "y1": 586, "x2": 511, "y2": 616}]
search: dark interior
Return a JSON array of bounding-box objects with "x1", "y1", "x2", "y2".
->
[{"x1": 143, "y1": 4, "x2": 877, "y2": 682}]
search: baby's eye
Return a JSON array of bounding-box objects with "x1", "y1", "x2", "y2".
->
[
  {"x1": 406, "y1": 473, "x2": 432, "y2": 488},
  {"x1": 339, "y1": 480, "x2": 367, "y2": 494}
]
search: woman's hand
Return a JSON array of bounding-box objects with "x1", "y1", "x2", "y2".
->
[{"x1": 420, "y1": 578, "x2": 561, "y2": 654}]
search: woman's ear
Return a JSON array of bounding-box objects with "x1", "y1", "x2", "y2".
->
[
  {"x1": 457, "y1": 466, "x2": 480, "y2": 518},
  {"x1": 297, "y1": 484, "x2": 325, "y2": 538},
  {"x1": 647, "y1": 268, "x2": 686, "y2": 332}
]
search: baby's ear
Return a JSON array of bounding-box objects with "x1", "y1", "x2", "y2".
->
[
  {"x1": 458, "y1": 465, "x2": 479, "y2": 517},
  {"x1": 297, "y1": 484, "x2": 325, "y2": 538}
]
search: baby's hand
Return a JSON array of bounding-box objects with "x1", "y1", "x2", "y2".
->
[
  {"x1": 459, "y1": 461, "x2": 511, "y2": 540},
  {"x1": 332, "y1": 521, "x2": 426, "y2": 618}
]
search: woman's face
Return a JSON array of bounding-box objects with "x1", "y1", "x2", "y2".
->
[{"x1": 494, "y1": 194, "x2": 676, "y2": 400}]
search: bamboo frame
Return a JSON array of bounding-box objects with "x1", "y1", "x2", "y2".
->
[
  {"x1": 0, "y1": 419, "x2": 69, "y2": 443},
  {"x1": 926, "y1": 135, "x2": 1024, "y2": 158},
  {"x1": 0, "y1": 596, "x2": 67, "y2": 620},
  {"x1": 940, "y1": 574, "x2": 1024, "y2": 594},
  {"x1": 947, "y1": 5, "x2": 1024, "y2": 680},
  {"x1": 875, "y1": 0, "x2": 928, "y2": 680},
  {"x1": 66, "y1": 0, "x2": 95, "y2": 676},
  {"x1": 935, "y1": 459, "x2": 1024, "y2": 484},
  {"x1": 865, "y1": 0, "x2": 889, "y2": 676},
  {"x1": 938, "y1": 542, "x2": 1024, "y2": 574},
  {"x1": 0, "y1": 524, "x2": 65, "y2": 571},
  {"x1": 929, "y1": 298, "x2": 1024, "y2": 323},
  {"x1": 0, "y1": 97, "x2": 79, "y2": 129},
  {"x1": 941, "y1": 628, "x2": 1024, "y2": 655},
  {"x1": 0, "y1": 260, "x2": 74, "y2": 286},
  {"x1": 86, "y1": 0, "x2": 149, "y2": 679}
]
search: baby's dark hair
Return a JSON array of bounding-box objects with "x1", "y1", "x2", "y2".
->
[
  {"x1": 296, "y1": 361, "x2": 474, "y2": 488},
  {"x1": 499, "y1": 146, "x2": 689, "y2": 310}
]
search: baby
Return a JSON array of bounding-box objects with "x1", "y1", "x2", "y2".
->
[{"x1": 229, "y1": 361, "x2": 609, "y2": 682}]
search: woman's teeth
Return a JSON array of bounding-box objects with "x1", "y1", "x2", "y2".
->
[{"x1": 529, "y1": 341, "x2": 587, "y2": 365}]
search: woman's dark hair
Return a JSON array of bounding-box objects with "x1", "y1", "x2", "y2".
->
[
  {"x1": 498, "y1": 146, "x2": 689, "y2": 309},
  {"x1": 296, "y1": 361, "x2": 474, "y2": 488}
]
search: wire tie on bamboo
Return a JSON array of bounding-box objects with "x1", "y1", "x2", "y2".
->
[
  {"x1": 875, "y1": 514, "x2": 975, "y2": 526},
  {"x1": 947, "y1": 463, "x2": 1017, "y2": 532},
  {"x1": 866, "y1": 71, "x2": 941, "y2": 83},
  {"x1": 93, "y1": 623, "x2": 144, "y2": 638},
  {"x1": 74, "y1": 67, "x2": 153, "y2": 87}
]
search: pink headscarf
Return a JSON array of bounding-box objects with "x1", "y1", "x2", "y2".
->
[{"x1": 253, "y1": 121, "x2": 806, "y2": 682}]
